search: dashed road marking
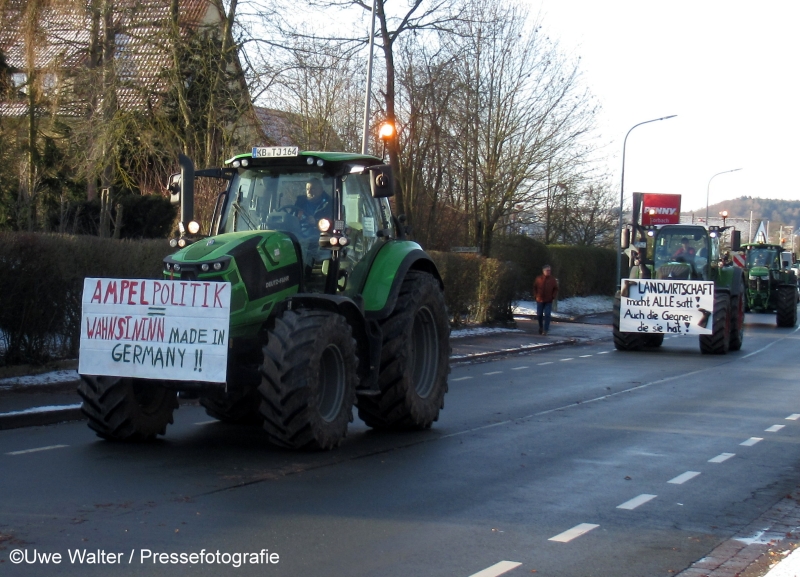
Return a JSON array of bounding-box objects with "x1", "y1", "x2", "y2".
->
[
  {"x1": 538, "y1": 362, "x2": 553, "y2": 366},
  {"x1": 511, "y1": 366, "x2": 529, "y2": 371},
  {"x1": 709, "y1": 453, "x2": 735, "y2": 463},
  {"x1": 786, "y1": 414, "x2": 800, "y2": 421},
  {"x1": 579, "y1": 355, "x2": 593, "y2": 358},
  {"x1": 452, "y1": 376, "x2": 473, "y2": 382},
  {"x1": 549, "y1": 523, "x2": 600, "y2": 543},
  {"x1": 7, "y1": 444, "x2": 69, "y2": 456},
  {"x1": 617, "y1": 494, "x2": 657, "y2": 510},
  {"x1": 741, "y1": 437, "x2": 763, "y2": 446},
  {"x1": 467, "y1": 560, "x2": 523, "y2": 577},
  {"x1": 668, "y1": 471, "x2": 701, "y2": 485},
  {"x1": 597, "y1": 351, "x2": 610, "y2": 355},
  {"x1": 765, "y1": 425, "x2": 785, "y2": 432},
  {"x1": 560, "y1": 358, "x2": 574, "y2": 362},
  {"x1": 194, "y1": 420, "x2": 218, "y2": 426},
  {"x1": 484, "y1": 371, "x2": 503, "y2": 376}
]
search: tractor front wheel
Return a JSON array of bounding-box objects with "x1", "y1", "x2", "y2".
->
[
  {"x1": 699, "y1": 293, "x2": 731, "y2": 355},
  {"x1": 259, "y1": 310, "x2": 357, "y2": 450},
  {"x1": 78, "y1": 376, "x2": 178, "y2": 441},
  {"x1": 776, "y1": 286, "x2": 798, "y2": 327},
  {"x1": 612, "y1": 291, "x2": 646, "y2": 351},
  {"x1": 358, "y1": 271, "x2": 450, "y2": 430}
]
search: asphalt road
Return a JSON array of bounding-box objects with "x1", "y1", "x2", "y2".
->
[{"x1": 2, "y1": 313, "x2": 800, "y2": 577}]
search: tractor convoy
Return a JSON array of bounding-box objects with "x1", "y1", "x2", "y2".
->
[{"x1": 78, "y1": 148, "x2": 450, "y2": 450}]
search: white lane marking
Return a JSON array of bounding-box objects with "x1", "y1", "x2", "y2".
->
[
  {"x1": 709, "y1": 453, "x2": 735, "y2": 463},
  {"x1": 194, "y1": 420, "x2": 218, "y2": 426},
  {"x1": 786, "y1": 414, "x2": 800, "y2": 421},
  {"x1": 560, "y1": 358, "x2": 574, "y2": 362},
  {"x1": 511, "y1": 366, "x2": 529, "y2": 371},
  {"x1": 742, "y1": 340, "x2": 779, "y2": 359},
  {"x1": 617, "y1": 494, "x2": 657, "y2": 510},
  {"x1": 668, "y1": 471, "x2": 701, "y2": 485},
  {"x1": 597, "y1": 351, "x2": 610, "y2": 354},
  {"x1": 451, "y1": 376, "x2": 473, "y2": 382},
  {"x1": 579, "y1": 355, "x2": 593, "y2": 358},
  {"x1": 538, "y1": 362, "x2": 553, "y2": 366},
  {"x1": 766, "y1": 425, "x2": 785, "y2": 433},
  {"x1": 549, "y1": 523, "x2": 600, "y2": 543},
  {"x1": 7, "y1": 444, "x2": 69, "y2": 456},
  {"x1": 484, "y1": 371, "x2": 503, "y2": 376},
  {"x1": 467, "y1": 561, "x2": 523, "y2": 577},
  {"x1": 741, "y1": 437, "x2": 763, "y2": 446}
]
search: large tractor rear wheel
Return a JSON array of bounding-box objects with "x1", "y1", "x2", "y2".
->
[
  {"x1": 357, "y1": 271, "x2": 450, "y2": 430},
  {"x1": 729, "y1": 293, "x2": 745, "y2": 351},
  {"x1": 612, "y1": 291, "x2": 646, "y2": 351},
  {"x1": 699, "y1": 293, "x2": 731, "y2": 355},
  {"x1": 78, "y1": 376, "x2": 178, "y2": 441},
  {"x1": 259, "y1": 310, "x2": 357, "y2": 450},
  {"x1": 776, "y1": 285, "x2": 798, "y2": 327}
]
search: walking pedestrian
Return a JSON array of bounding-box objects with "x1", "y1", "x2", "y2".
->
[{"x1": 533, "y1": 264, "x2": 558, "y2": 335}]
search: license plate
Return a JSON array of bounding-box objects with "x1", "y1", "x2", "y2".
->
[{"x1": 252, "y1": 146, "x2": 299, "y2": 158}]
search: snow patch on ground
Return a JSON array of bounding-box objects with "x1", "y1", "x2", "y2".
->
[
  {"x1": 513, "y1": 295, "x2": 614, "y2": 317},
  {"x1": 0, "y1": 369, "x2": 79, "y2": 389}
]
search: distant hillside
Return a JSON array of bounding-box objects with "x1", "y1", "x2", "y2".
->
[{"x1": 682, "y1": 196, "x2": 800, "y2": 230}]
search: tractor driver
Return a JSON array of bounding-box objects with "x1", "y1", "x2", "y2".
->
[
  {"x1": 295, "y1": 178, "x2": 333, "y2": 232},
  {"x1": 672, "y1": 237, "x2": 696, "y2": 261}
]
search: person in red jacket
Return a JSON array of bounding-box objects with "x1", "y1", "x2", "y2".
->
[{"x1": 533, "y1": 264, "x2": 559, "y2": 335}]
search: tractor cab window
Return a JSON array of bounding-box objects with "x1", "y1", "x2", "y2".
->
[
  {"x1": 654, "y1": 228, "x2": 709, "y2": 279},
  {"x1": 747, "y1": 248, "x2": 779, "y2": 269}
]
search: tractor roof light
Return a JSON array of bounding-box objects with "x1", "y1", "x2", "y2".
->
[
  {"x1": 232, "y1": 160, "x2": 241, "y2": 168},
  {"x1": 187, "y1": 221, "x2": 200, "y2": 235},
  {"x1": 379, "y1": 122, "x2": 395, "y2": 140},
  {"x1": 241, "y1": 158, "x2": 249, "y2": 167}
]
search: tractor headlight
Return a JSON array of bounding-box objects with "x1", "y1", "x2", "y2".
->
[
  {"x1": 318, "y1": 218, "x2": 332, "y2": 232},
  {"x1": 339, "y1": 236, "x2": 349, "y2": 246},
  {"x1": 330, "y1": 236, "x2": 339, "y2": 246},
  {"x1": 187, "y1": 220, "x2": 200, "y2": 235},
  {"x1": 169, "y1": 238, "x2": 178, "y2": 248},
  {"x1": 201, "y1": 263, "x2": 209, "y2": 272}
]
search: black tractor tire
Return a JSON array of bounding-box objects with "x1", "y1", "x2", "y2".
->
[
  {"x1": 776, "y1": 285, "x2": 798, "y2": 327},
  {"x1": 200, "y1": 387, "x2": 262, "y2": 424},
  {"x1": 259, "y1": 310, "x2": 358, "y2": 450},
  {"x1": 78, "y1": 376, "x2": 178, "y2": 441},
  {"x1": 699, "y1": 292, "x2": 731, "y2": 355},
  {"x1": 357, "y1": 270, "x2": 450, "y2": 430},
  {"x1": 643, "y1": 334, "x2": 664, "y2": 347},
  {"x1": 612, "y1": 291, "x2": 646, "y2": 351},
  {"x1": 729, "y1": 293, "x2": 745, "y2": 351}
]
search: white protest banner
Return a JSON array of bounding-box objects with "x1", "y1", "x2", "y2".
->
[
  {"x1": 619, "y1": 279, "x2": 715, "y2": 336},
  {"x1": 79, "y1": 278, "x2": 231, "y2": 383}
]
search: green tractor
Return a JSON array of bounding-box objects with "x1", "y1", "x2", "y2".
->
[
  {"x1": 78, "y1": 148, "x2": 450, "y2": 450},
  {"x1": 739, "y1": 243, "x2": 798, "y2": 327},
  {"x1": 613, "y1": 193, "x2": 746, "y2": 354}
]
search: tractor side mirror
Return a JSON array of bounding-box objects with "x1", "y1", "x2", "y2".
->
[
  {"x1": 731, "y1": 230, "x2": 741, "y2": 252},
  {"x1": 167, "y1": 173, "x2": 181, "y2": 206},
  {"x1": 368, "y1": 165, "x2": 394, "y2": 198},
  {"x1": 620, "y1": 227, "x2": 631, "y2": 249}
]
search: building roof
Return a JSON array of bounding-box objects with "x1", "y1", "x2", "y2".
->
[{"x1": 0, "y1": 0, "x2": 223, "y2": 112}]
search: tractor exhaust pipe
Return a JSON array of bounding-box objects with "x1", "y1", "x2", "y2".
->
[{"x1": 178, "y1": 153, "x2": 194, "y2": 226}]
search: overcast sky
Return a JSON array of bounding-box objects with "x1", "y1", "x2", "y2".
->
[{"x1": 526, "y1": 0, "x2": 799, "y2": 213}]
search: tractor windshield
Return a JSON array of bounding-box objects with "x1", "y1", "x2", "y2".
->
[
  {"x1": 746, "y1": 248, "x2": 780, "y2": 269},
  {"x1": 653, "y1": 227, "x2": 710, "y2": 279}
]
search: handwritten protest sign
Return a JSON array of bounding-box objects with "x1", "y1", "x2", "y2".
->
[
  {"x1": 79, "y1": 278, "x2": 231, "y2": 383},
  {"x1": 619, "y1": 279, "x2": 715, "y2": 335}
]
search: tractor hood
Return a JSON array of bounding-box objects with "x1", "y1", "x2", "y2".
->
[
  {"x1": 166, "y1": 231, "x2": 296, "y2": 265},
  {"x1": 748, "y1": 266, "x2": 770, "y2": 278}
]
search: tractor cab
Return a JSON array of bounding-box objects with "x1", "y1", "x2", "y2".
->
[{"x1": 652, "y1": 225, "x2": 714, "y2": 280}]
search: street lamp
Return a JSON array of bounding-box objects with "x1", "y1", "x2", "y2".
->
[
  {"x1": 616, "y1": 114, "x2": 678, "y2": 287},
  {"x1": 706, "y1": 168, "x2": 742, "y2": 224},
  {"x1": 378, "y1": 122, "x2": 395, "y2": 159}
]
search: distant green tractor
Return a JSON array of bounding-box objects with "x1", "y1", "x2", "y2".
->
[
  {"x1": 79, "y1": 148, "x2": 450, "y2": 450},
  {"x1": 739, "y1": 243, "x2": 798, "y2": 327}
]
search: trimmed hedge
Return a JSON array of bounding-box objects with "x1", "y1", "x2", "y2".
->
[
  {"x1": 491, "y1": 235, "x2": 616, "y2": 299},
  {"x1": 0, "y1": 233, "x2": 172, "y2": 365}
]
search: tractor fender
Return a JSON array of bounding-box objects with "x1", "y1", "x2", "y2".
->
[
  {"x1": 284, "y1": 293, "x2": 380, "y2": 393},
  {"x1": 716, "y1": 266, "x2": 744, "y2": 297},
  {"x1": 360, "y1": 241, "x2": 443, "y2": 320}
]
